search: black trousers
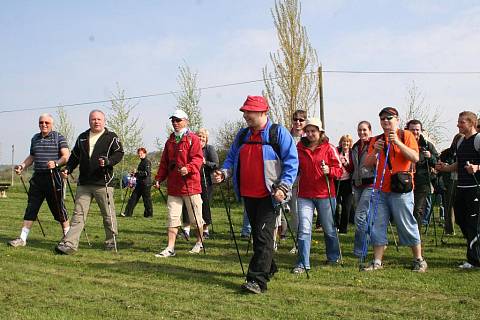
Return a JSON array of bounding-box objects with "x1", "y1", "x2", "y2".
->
[
  {"x1": 335, "y1": 179, "x2": 353, "y2": 233},
  {"x1": 201, "y1": 185, "x2": 213, "y2": 226},
  {"x1": 24, "y1": 171, "x2": 68, "y2": 222},
  {"x1": 124, "y1": 183, "x2": 153, "y2": 217},
  {"x1": 454, "y1": 186, "x2": 480, "y2": 266},
  {"x1": 244, "y1": 196, "x2": 278, "y2": 291}
]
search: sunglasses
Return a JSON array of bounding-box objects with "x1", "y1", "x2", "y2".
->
[
  {"x1": 171, "y1": 118, "x2": 183, "y2": 123},
  {"x1": 39, "y1": 121, "x2": 51, "y2": 125},
  {"x1": 380, "y1": 115, "x2": 394, "y2": 121},
  {"x1": 293, "y1": 118, "x2": 305, "y2": 122}
]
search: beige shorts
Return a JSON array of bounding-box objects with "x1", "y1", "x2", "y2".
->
[{"x1": 167, "y1": 194, "x2": 204, "y2": 228}]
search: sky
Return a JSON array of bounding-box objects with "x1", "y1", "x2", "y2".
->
[{"x1": 2, "y1": 0, "x2": 480, "y2": 164}]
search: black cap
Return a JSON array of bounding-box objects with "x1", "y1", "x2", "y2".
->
[{"x1": 378, "y1": 107, "x2": 399, "y2": 117}]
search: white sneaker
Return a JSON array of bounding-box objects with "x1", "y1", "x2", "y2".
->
[
  {"x1": 189, "y1": 242, "x2": 203, "y2": 254},
  {"x1": 8, "y1": 238, "x2": 26, "y2": 247},
  {"x1": 154, "y1": 248, "x2": 176, "y2": 258},
  {"x1": 458, "y1": 262, "x2": 477, "y2": 269},
  {"x1": 289, "y1": 246, "x2": 297, "y2": 254}
]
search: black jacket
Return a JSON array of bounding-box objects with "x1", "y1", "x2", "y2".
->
[
  {"x1": 201, "y1": 144, "x2": 219, "y2": 187},
  {"x1": 67, "y1": 128, "x2": 124, "y2": 186},
  {"x1": 135, "y1": 157, "x2": 152, "y2": 186},
  {"x1": 414, "y1": 135, "x2": 438, "y2": 188}
]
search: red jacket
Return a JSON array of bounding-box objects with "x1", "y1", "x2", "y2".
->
[
  {"x1": 297, "y1": 139, "x2": 343, "y2": 199},
  {"x1": 155, "y1": 131, "x2": 203, "y2": 196}
]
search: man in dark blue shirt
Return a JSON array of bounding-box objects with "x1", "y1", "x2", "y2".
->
[{"x1": 9, "y1": 113, "x2": 70, "y2": 247}]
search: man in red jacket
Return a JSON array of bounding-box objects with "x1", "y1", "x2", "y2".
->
[{"x1": 154, "y1": 110, "x2": 205, "y2": 257}]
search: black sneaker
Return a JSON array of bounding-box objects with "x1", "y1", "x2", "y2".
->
[
  {"x1": 241, "y1": 281, "x2": 264, "y2": 294},
  {"x1": 240, "y1": 234, "x2": 250, "y2": 240}
]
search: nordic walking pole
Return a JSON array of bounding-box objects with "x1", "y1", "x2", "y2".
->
[
  {"x1": 280, "y1": 203, "x2": 309, "y2": 279},
  {"x1": 201, "y1": 167, "x2": 214, "y2": 236},
  {"x1": 19, "y1": 174, "x2": 46, "y2": 237},
  {"x1": 218, "y1": 176, "x2": 245, "y2": 276},
  {"x1": 246, "y1": 233, "x2": 252, "y2": 255},
  {"x1": 322, "y1": 160, "x2": 344, "y2": 265},
  {"x1": 388, "y1": 221, "x2": 399, "y2": 251},
  {"x1": 423, "y1": 160, "x2": 438, "y2": 246},
  {"x1": 119, "y1": 186, "x2": 131, "y2": 216},
  {"x1": 65, "y1": 176, "x2": 91, "y2": 246},
  {"x1": 103, "y1": 169, "x2": 118, "y2": 253},
  {"x1": 182, "y1": 176, "x2": 205, "y2": 254},
  {"x1": 360, "y1": 143, "x2": 391, "y2": 269},
  {"x1": 49, "y1": 169, "x2": 69, "y2": 236}
]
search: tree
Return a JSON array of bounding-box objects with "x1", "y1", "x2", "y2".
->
[
  {"x1": 401, "y1": 82, "x2": 446, "y2": 145},
  {"x1": 174, "y1": 62, "x2": 202, "y2": 132},
  {"x1": 263, "y1": 0, "x2": 319, "y2": 129},
  {"x1": 55, "y1": 105, "x2": 75, "y2": 148},
  {"x1": 106, "y1": 84, "x2": 143, "y2": 189},
  {"x1": 215, "y1": 118, "x2": 245, "y2": 163}
]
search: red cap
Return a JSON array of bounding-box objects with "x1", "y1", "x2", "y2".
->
[{"x1": 240, "y1": 95, "x2": 269, "y2": 112}]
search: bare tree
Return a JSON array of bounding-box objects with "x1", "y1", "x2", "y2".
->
[
  {"x1": 174, "y1": 62, "x2": 202, "y2": 132},
  {"x1": 106, "y1": 84, "x2": 143, "y2": 189},
  {"x1": 215, "y1": 118, "x2": 245, "y2": 163},
  {"x1": 401, "y1": 81, "x2": 446, "y2": 145},
  {"x1": 263, "y1": 0, "x2": 319, "y2": 129},
  {"x1": 55, "y1": 105, "x2": 75, "y2": 148}
]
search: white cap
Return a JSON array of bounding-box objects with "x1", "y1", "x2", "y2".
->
[
  {"x1": 304, "y1": 117, "x2": 324, "y2": 132},
  {"x1": 170, "y1": 109, "x2": 189, "y2": 120}
]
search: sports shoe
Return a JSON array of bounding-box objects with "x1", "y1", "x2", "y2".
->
[
  {"x1": 105, "y1": 242, "x2": 116, "y2": 251},
  {"x1": 55, "y1": 243, "x2": 76, "y2": 255},
  {"x1": 181, "y1": 229, "x2": 190, "y2": 241},
  {"x1": 362, "y1": 261, "x2": 383, "y2": 271},
  {"x1": 241, "y1": 281, "x2": 263, "y2": 294},
  {"x1": 458, "y1": 262, "x2": 478, "y2": 269},
  {"x1": 119, "y1": 212, "x2": 126, "y2": 217},
  {"x1": 154, "y1": 248, "x2": 176, "y2": 258},
  {"x1": 189, "y1": 242, "x2": 203, "y2": 254},
  {"x1": 291, "y1": 266, "x2": 306, "y2": 274},
  {"x1": 273, "y1": 241, "x2": 278, "y2": 252},
  {"x1": 240, "y1": 233, "x2": 250, "y2": 240},
  {"x1": 8, "y1": 238, "x2": 26, "y2": 247},
  {"x1": 203, "y1": 231, "x2": 210, "y2": 239},
  {"x1": 289, "y1": 246, "x2": 297, "y2": 254},
  {"x1": 412, "y1": 258, "x2": 428, "y2": 273},
  {"x1": 325, "y1": 260, "x2": 340, "y2": 266}
]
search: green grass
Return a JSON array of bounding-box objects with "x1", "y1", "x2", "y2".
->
[{"x1": 0, "y1": 184, "x2": 479, "y2": 320}]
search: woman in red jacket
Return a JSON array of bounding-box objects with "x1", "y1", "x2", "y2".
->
[{"x1": 292, "y1": 118, "x2": 343, "y2": 274}]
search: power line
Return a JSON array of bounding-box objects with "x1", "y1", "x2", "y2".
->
[{"x1": 1, "y1": 69, "x2": 479, "y2": 114}]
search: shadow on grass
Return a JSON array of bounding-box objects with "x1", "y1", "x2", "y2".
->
[{"x1": 87, "y1": 260, "x2": 243, "y2": 292}]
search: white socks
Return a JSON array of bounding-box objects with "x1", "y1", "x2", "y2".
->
[
  {"x1": 63, "y1": 226, "x2": 70, "y2": 236},
  {"x1": 20, "y1": 227, "x2": 30, "y2": 242}
]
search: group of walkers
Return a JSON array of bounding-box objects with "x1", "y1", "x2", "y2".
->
[{"x1": 7, "y1": 97, "x2": 480, "y2": 295}]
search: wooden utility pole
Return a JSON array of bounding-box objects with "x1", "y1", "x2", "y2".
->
[
  {"x1": 318, "y1": 66, "x2": 325, "y2": 128},
  {"x1": 11, "y1": 144, "x2": 14, "y2": 186}
]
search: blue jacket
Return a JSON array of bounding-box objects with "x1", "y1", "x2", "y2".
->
[{"x1": 221, "y1": 119, "x2": 298, "y2": 201}]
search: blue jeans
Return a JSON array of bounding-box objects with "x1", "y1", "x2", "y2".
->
[
  {"x1": 241, "y1": 208, "x2": 251, "y2": 236},
  {"x1": 353, "y1": 186, "x2": 373, "y2": 257},
  {"x1": 371, "y1": 191, "x2": 421, "y2": 247},
  {"x1": 296, "y1": 197, "x2": 340, "y2": 269}
]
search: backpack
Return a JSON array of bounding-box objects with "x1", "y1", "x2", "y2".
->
[
  {"x1": 237, "y1": 123, "x2": 281, "y2": 158},
  {"x1": 456, "y1": 133, "x2": 480, "y2": 152}
]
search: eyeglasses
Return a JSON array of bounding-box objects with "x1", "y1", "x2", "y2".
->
[
  {"x1": 39, "y1": 121, "x2": 51, "y2": 125},
  {"x1": 380, "y1": 116, "x2": 394, "y2": 121},
  {"x1": 171, "y1": 118, "x2": 183, "y2": 123},
  {"x1": 293, "y1": 118, "x2": 305, "y2": 122}
]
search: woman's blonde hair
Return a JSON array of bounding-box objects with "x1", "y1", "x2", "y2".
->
[
  {"x1": 338, "y1": 134, "x2": 353, "y2": 147},
  {"x1": 197, "y1": 128, "x2": 209, "y2": 143}
]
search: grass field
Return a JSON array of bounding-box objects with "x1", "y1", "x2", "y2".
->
[{"x1": 1, "y1": 183, "x2": 479, "y2": 320}]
